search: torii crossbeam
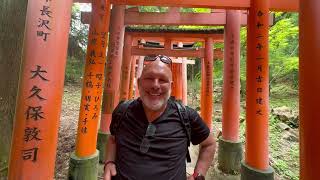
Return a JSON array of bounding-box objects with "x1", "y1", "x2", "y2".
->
[{"x1": 74, "y1": 0, "x2": 298, "y2": 12}]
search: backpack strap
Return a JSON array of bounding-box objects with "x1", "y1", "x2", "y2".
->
[
  {"x1": 174, "y1": 100, "x2": 192, "y2": 163},
  {"x1": 112, "y1": 99, "x2": 134, "y2": 135}
]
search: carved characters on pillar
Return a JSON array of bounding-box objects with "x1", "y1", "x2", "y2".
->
[
  {"x1": 79, "y1": 3, "x2": 108, "y2": 135},
  {"x1": 22, "y1": 65, "x2": 50, "y2": 162},
  {"x1": 229, "y1": 34, "x2": 235, "y2": 89},
  {"x1": 104, "y1": 26, "x2": 122, "y2": 113},
  {"x1": 254, "y1": 9, "x2": 267, "y2": 117},
  {"x1": 37, "y1": 0, "x2": 53, "y2": 41},
  {"x1": 205, "y1": 60, "x2": 211, "y2": 94}
]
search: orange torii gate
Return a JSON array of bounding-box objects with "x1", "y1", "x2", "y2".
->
[
  {"x1": 75, "y1": 0, "x2": 298, "y2": 11},
  {"x1": 9, "y1": 0, "x2": 320, "y2": 179},
  {"x1": 120, "y1": 29, "x2": 222, "y2": 128},
  {"x1": 81, "y1": 7, "x2": 275, "y2": 26},
  {"x1": 81, "y1": 6, "x2": 272, "y2": 176}
]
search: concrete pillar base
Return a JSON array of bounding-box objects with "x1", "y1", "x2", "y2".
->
[
  {"x1": 97, "y1": 131, "x2": 110, "y2": 163},
  {"x1": 218, "y1": 138, "x2": 243, "y2": 174},
  {"x1": 240, "y1": 161, "x2": 274, "y2": 180},
  {"x1": 68, "y1": 150, "x2": 99, "y2": 180}
]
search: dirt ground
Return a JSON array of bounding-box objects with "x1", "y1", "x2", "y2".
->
[
  {"x1": 54, "y1": 85, "x2": 297, "y2": 179},
  {"x1": 55, "y1": 85, "x2": 81, "y2": 179}
]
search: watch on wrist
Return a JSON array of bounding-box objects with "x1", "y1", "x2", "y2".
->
[{"x1": 193, "y1": 172, "x2": 205, "y2": 180}]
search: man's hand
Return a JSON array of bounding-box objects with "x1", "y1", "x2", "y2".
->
[
  {"x1": 103, "y1": 163, "x2": 117, "y2": 180},
  {"x1": 187, "y1": 175, "x2": 195, "y2": 180}
]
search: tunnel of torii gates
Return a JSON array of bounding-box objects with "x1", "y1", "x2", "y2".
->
[{"x1": 6, "y1": 0, "x2": 320, "y2": 179}]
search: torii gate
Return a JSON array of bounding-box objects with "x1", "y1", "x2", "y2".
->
[
  {"x1": 8, "y1": 0, "x2": 320, "y2": 180},
  {"x1": 95, "y1": 28, "x2": 224, "y2": 163},
  {"x1": 80, "y1": 6, "x2": 274, "y2": 177}
]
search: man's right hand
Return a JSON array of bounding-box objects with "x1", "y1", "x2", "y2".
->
[{"x1": 103, "y1": 162, "x2": 117, "y2": 180}]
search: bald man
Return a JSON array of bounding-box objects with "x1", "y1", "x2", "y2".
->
[{"x1": 103, "y1": 55, "x2": 215, "y2": 180}]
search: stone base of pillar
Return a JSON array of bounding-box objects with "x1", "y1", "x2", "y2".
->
[
  {"x1": 68, "y1": 150, "x2": 99, "y2": 180},
  {"x1": 218, "y1": 138, "x2": 243, "y2": 174},
  {"x1": 240, "y1": 161, "x2": 274, "y2": 180},
  {"x1": 97, "y1": 131, "x2": 110, "y2": 163}
]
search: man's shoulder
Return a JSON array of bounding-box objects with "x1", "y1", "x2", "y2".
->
[
  {"x1": 113, "y1": 99, "x2": 138, "y2": 114},
  {"x1": 168, "y1": 97, "x2": 197, "y2": 114}
]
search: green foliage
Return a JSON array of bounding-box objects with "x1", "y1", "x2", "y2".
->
[
  {"x1": 213, "y1": 59, "x2": 224, "y2": 87},
  {"x1": 64, "y1": 56, "x2": 84, "y2": 84},
  {"x1": 68, "y1": 4, "x2": 88, "y2": 60},
  {"x1": 139, "y1": 6, "x2": 168, "y2": 12},
  {"x1": 269, "y1": 18, "x2": 299, "y2": 57}
]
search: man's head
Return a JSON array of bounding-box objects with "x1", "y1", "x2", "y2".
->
[{"x1": 138, "y1": 55, "x2": 173, "y2": 112}]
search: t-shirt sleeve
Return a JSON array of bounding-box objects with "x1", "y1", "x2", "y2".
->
[
  {"x1": 186, "y1": 106, "x2": 210, "y2": 145},
  {"x1": 109, "y1": 102, "x2": 123, "y2": 136}
]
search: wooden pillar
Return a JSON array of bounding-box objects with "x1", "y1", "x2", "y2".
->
[
  {"x1": 100, "y1": 5, "x2": 125, "y2": 133},
  {"x1": 201, "y1": 38, "x2": 213, "y2": 130},
  {"x1": 176, "y1": 62, "x2": 183, "y2": 101},
  {"x1": 222, "y1": 10, "x2": 241, "y2": 142},
  {"x1": 182, "y1": 57, "x2": 188, "y2": 105},
  {"x1": 241, "y1": 0, "x2": 274, "y2": 179},
  {"x1": 8, "y1": 0, "x2": 73, "y2": 179},
  {"x1": 128, "y1": 56, "x2": 137, "y2": 99},
  {"x1": 218, "y1": 10, "x2": 243, "y2": 174},
  {"x1": 171, "y1": 63, "x2": 178, "y2": 98},
  {"x1": 119, "y1": 34, "x2": 133, "y2": 101},
  {"x1": 135, "y1": 56, "x2": 144, "y2": 97},
  {"x1": 97, "y1": 5, "x2": 125, "y2": 164},
  {"x1": 74, "y1": 0, "x2": 110, "y2": 158},
  {"x1": 299, "y1": 0, "x2": 320, "y2": 179},
  {"x1": 69, "y1": 1, "x2": 111, "y2": 179}
]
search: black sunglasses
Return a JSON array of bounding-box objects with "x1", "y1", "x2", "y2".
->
[
  {"x1": 152, "y1": 55, "x2": 172, "y2": 65},
  {"x1": 140, "y1": 123, "x2": 156, "y2": 154}
]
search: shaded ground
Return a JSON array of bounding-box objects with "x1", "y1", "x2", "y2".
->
[
  {"x1": 55, "y1": 85, "x2": 299, "y2": 179},
  {"x1": 55, "y1": 85, "x2": 81, "y2": 179}
]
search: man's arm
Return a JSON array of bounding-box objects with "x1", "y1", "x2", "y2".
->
[
  {"x1": 103, "y1": 135, "x2": 117, "y2": 180},
  {"x1": 193, "y1": 134, "x2": 216, "y2": 177}
]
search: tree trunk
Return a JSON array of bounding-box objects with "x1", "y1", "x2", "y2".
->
[{"x1": 0, "y1": 0, "x2": 28, "y2": 177}]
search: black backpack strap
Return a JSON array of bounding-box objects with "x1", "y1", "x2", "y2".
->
[
  {"x1": 111, "y1": 99, "x2": 134, "y2": 135},
  {"x1": 174, "y1": 101, "x2": 192, "y2": 163}
]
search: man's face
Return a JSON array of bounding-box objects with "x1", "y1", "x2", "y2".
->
[{"x1": 138, "y1": 60, "x2": 172, "y2": 111}]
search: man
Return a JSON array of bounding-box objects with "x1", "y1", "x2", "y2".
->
[{"x1": 103, "y1": 55, "x2": 216, "y2": 180}]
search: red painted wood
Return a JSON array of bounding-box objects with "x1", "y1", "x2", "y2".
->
[
  {"x1": 299, "y1": 0, "x2": 320, "y2": 179},
  {"x1": 74, "y1": 0, "x2": 298, "y2": 12},
  {"x1": 222, "y1": 10, "x2": 241, "y2": 142},
  {"x1": 245, "y1": 0, "x2": 270, "y2": 170}
]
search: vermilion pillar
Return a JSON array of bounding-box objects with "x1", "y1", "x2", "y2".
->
[
  {"x1": 119, "y1": 34, "x2": 133, "y2": 101},
  {"x1": 129, "y1": 56, "x2": 137, "y2": 99},
  {"x1": 171, "y1": 63, "x2": 177, "y2": 98},
  {"x1": 69, "y1": 0, "x2": 111, "y2": 179},
  {"x1": 241, "y1": 0, "x2": 274, "y2": 179},
  {"x1": 182, "y1": 57, "x2": 188, "y2": 105},
  {"x1": 135, "y1": 56, "x2": 144, "y2": 97},
  {"x1": 201, "y1": 38, "x2": 213, "y2": 130},
  {"x1": 8, "y1": 0, "x2": 73, "y2": 179},
  {"x1": 176, "y1": 62, "x2": 183, "y2": 101},
  {"x1": 299, "y1": 0, "x2": 320, "y2": 179},
  {"x1": 172, "y1": 62, "x2": 182, "y2": 101},
  {"x1": 218, "y1": 10, "x2": 243, "y2": 174},
  {"x1": 98, "y1": 5, "x2": 125, "y2": 162}
]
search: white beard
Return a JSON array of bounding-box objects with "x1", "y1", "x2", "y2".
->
[{"x1": 140, "y1": 90, "x2": 171, "y2": 111}]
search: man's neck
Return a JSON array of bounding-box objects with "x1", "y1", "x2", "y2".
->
[{"x1": 143, "y1": 103, "x2": 167, "y2": 122}]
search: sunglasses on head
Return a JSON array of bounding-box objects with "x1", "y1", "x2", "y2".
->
[{"x1": 152, "y1": 55, "x2": 172, "y2": 65}]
